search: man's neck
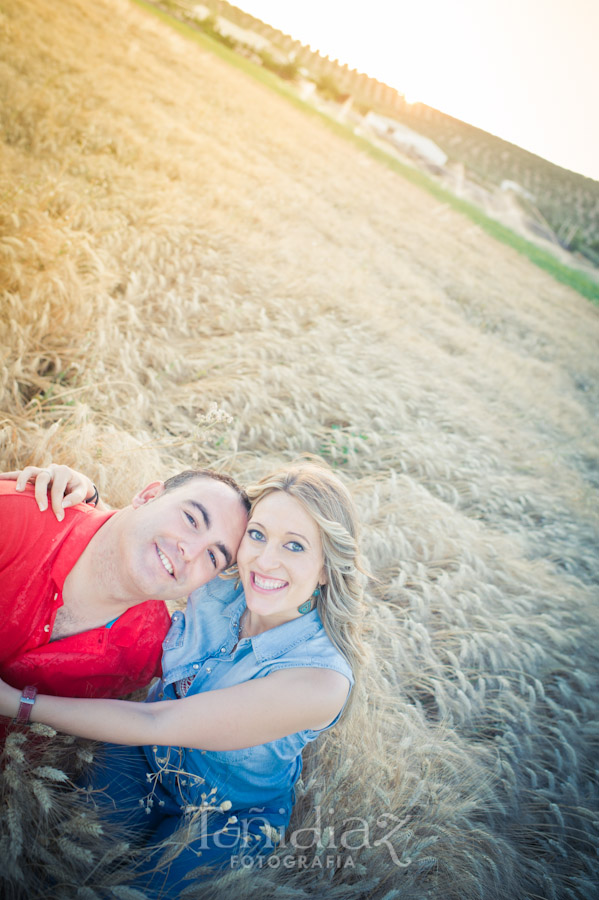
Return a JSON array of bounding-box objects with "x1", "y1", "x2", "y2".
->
[{"x1": 62, "y1": 509, "x2": 144, "y2": 619}]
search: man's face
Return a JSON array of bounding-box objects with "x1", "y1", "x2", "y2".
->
[{"x1": 117, "y1": 477, "x2": 248, "y2": 602}]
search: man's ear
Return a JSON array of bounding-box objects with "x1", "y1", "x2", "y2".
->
[{"x1": 131, "y1": 482, "x2": 165, "y2": 508}]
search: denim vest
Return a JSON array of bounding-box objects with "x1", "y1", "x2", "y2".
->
[{"x1": 143, "y1": 577, "x2": 353, "y2": 821}]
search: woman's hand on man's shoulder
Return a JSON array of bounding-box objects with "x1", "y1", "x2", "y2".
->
[{"x1": 0, "y1": 463, "x2": 99, "y2": 520}]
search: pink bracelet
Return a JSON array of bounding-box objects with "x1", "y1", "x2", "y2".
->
[{"x1": 16, "y1": 685, "x2": 37, "y2": 724}]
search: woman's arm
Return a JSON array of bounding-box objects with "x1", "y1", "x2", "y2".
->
[
  {"x1": 0, "y1": 464, "x2": 105, "y2": 519},
  {"x1": 0, "y1": 668, "x2": 350, "y2": 750}
]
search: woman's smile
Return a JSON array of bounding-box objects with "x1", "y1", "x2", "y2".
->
[{"x1": 251, "y1": 572, "x2": 288, "y2": 592}]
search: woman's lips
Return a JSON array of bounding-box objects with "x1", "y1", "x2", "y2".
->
[{"x1": 251, "y1": 571, "x2": 288, "y2": 592}]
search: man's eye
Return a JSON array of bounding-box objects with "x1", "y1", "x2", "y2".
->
[
  {"x1": 248, "y1": 528, "x2": 265, "y2": 541},
  {"x1": 185, "y1": 512, "x2": 197, "y2": 527},
  {"x1": 208, "y1": 550, "x2": 217, "y2": 568},
  {"x1": 286, "y1": 541, "x2": 304, "y2": 552}
]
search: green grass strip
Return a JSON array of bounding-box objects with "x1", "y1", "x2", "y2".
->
[{"x1": 132, "y1": 0, "x2": 599, "y2": 304}]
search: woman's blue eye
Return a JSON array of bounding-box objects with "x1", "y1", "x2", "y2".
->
[
  {"x1": 286, "y1": 541, "x2": 304, "y2": 552},
  {"x1": 248, "y1": 529, "x2": 265, "y2": 542}
]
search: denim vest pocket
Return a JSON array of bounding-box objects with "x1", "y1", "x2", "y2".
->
[
  {"x1": 162, "y1": 613, "x2": 185, "y2": 651},
  {"x1": 203, "y1": 746, "x2": 254, "y2": 765}
]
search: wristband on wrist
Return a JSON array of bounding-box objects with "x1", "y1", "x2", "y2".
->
[
  {"x1": 85, "y1": 484, "x2": 99, "y2": 507},
  {"x1": 16, "y1": 685, "x2": 38, "y2": 724}
]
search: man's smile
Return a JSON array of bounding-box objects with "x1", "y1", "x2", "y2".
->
[{"x1": 157, "y1": 546, "x2": 175, "y2": 577}]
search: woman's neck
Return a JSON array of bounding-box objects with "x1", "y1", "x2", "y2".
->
[{"x1": 241, "y1": 604, "x2": 310, "y2": 639}]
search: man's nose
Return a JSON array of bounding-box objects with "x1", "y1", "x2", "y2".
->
[{"x1": 177, "y1": 535, "x2": 206, "y2": 565}]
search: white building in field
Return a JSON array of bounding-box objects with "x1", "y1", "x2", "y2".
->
[
  {"x1": 364, "y1": 112, "x2": 447, "y2": 167},
  {"x1": 500, "y1": 180, "x2": 535, "y2": 202},
  {"x1": 192, "y1": 5, "x2": 273, "y2": 54}
]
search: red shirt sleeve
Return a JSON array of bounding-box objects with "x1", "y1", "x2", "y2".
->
[{"x1": 0, "y1": 481, "x2": 171, "y2": 698}]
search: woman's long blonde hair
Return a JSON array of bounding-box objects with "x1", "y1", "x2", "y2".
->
[{"x1": 244, "y1": 461, "x2": 368, "y2": 689}]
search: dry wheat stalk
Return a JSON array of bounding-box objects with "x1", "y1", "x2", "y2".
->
[{"x1": 1, "y1": 0, "x2": 598, "y2": 897}]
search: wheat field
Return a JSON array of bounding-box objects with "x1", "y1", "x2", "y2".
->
[{"x1": 1, "y1": 0, "x2": 598, "y2": 898}]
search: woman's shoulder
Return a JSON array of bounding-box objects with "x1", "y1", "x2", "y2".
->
[
  {"x1": 188, "y1": 575, "x2": 244, "y2": 607},
  {"x1": 259, "y1": 612, "x2": 354, "y2": 685},
  {"x1": 174, "y1": 576, "x2": 244, "y2": 640},
  {"x1": 307, "y1": 626, "x2": 354, "y2": 684}
]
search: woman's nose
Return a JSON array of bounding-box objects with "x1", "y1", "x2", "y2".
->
[{"x1": 256, "y1": 543, "x2": 280, "y2": 570}]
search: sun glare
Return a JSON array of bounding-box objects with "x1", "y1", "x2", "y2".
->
[{"x1": 236, "y1": 0, "x2": 599, "y2": 181}]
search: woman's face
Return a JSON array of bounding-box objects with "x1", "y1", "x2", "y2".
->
[{"x1": 236, "y1": 490, "x2": 326, "y2": 626}]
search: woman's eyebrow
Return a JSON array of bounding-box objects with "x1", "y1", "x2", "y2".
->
[
  {"x1": 250, "y1": 522, "x2": 311, "y2": 547},
  {"x1": 287, "y1": 531, "x2": 310, "y2": 546}
]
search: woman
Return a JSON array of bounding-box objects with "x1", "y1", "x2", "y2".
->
[{"x1": 0, "y1": 462, "x2": 365, "y2": 895}]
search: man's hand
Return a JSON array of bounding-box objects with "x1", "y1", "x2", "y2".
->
[{"x1": 0, "y1": 464, "x2": 96, "y2": 521}]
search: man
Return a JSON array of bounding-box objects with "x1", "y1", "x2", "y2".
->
[{"x1": 0, "y1": 466, "x2": 249, "y2": 700}]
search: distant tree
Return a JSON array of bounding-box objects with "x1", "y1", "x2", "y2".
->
[
  {"x1": 198, "y1": 14, "x2": 235, "y2": 48},
  {"x1": 316, "y1": 73, "x2": 344, "y2": 102},
  {"x1": 258, "y1": 50, "x2": 298, "y2": 81}
]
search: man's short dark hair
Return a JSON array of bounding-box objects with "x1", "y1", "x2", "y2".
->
[{"x1": 162, "y1": 469, "x2": 250, "y2": 515}]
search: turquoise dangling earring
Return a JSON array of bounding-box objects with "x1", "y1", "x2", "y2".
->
[{"x1": 298, "y1": 586, "x2": 320, "y2": 615}]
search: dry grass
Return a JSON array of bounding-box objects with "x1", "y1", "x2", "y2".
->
[{"x1": 1, "y1": 0, "x2": 598, "y2": 897}]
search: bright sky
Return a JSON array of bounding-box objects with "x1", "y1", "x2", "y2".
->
[{"x1": 236, "y1": 0, "x2": 599, "y2": 182}]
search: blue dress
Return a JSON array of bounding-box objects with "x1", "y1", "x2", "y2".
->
[{"x1": 84, "y1": 576, "x2": 353, "y2": 896}]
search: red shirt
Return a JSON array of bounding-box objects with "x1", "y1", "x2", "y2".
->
[{"x1": 0, "y1": 481, "x2": 171, "y2": 698}]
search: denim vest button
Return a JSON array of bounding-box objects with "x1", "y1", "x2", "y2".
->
[
  {"x1": 220, "y1": 647, "x2": 226, "y2": 652},
  {"x1": 193, "y1": 663, "x2": 199, "y2": 670}
]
